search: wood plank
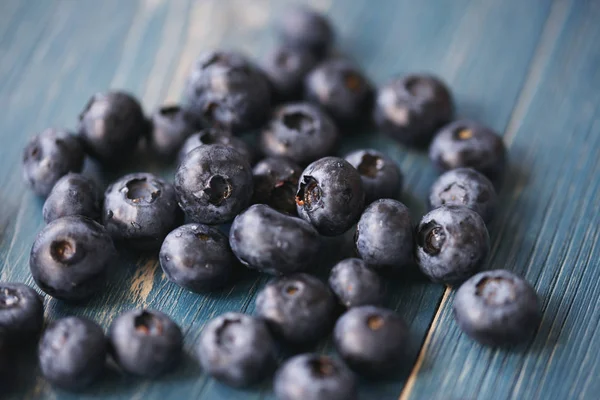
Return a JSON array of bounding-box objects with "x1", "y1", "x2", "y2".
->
[{"x1": 402, "y1": 1, "x2": 600, "y2": 399}]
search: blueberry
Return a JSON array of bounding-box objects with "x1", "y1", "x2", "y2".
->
[
  {"x1": 328, "y1": 258, "x2": 385, "y2": 308},
  {"x1": 277, "y1": 6, "x2": 334, "y2": 58},
  {"x1": 305, "y1": 59, "x2": 374, "y2": 125},
  {"x1": 252, "y1": 157, "x2": 301, "y2": 215},
  {"x1": 429, "y1": 168, "x2": 497, "y2": 223},
  {"x1": 22, "y1": 128, "x2": 85, "y2": 197},
  {"x1": 0, "y1": 282, "x2": 44, "y2": 341},
  {"x1": 30, "y1": 215, "x2": 116, "y2": 301},
  {"x1": 149, "y1": 105, "x2": 196, "y2": 160},
  {"x1": 374, "y1": 74, "x2": 454, "y2": 147},
  {"x1": 454, "y1": 270, "x2": 540, "y2": 346},
  {"x1": 355, "y1": 199, "x2": 414, "y2": 271},
  {"x1": 255, "y1": 273, "x2": 336, "y2": 345},
  {"x1": 274, "y1": 354, "x2": 357, "y2": 400},
  {"x1": 262, "y1": 45, "x2": 318, "y2": 102},
  {"x1": 415, "y1": 205, "x2": 489, "y2": 284},
  {"x1": 78, "y1": 91, "x2": 149, "y2": 165},
  {"x1": 182, "y1": 50, "x2": 271, "y2": 134},
  {"x1": 43, "y1": 173, "x2": 101, "y2": 223},
  {"x1": 38, "y1": 317, "x2": 106, "y2": 390},
  {"x1": 197, "y1": 312, "x2": 276, "y2": 387},
  {"x1": 175, "y1": 144, "x2": 253, "y2": 224},
  {"x1": 345, "y1": 149, "x2": 403, "y2": 204},
  {"x1": 260, "y1": 103, "x2": 338, "y2": 165},
  {"x1": 159, "y1": 223, "x2": 235, "y2": 292},
  {"x1": 296, "y1": 157, "x2": 365, "y2": 236},
  {"x1": 103, "y1": 172, "x2": 182, "y2": 250},
  {"x1": 109, "y1": 309, "x2": 183, "y2": 377},
  {"x1": 229, "y1": 204, "x2": 320, "y2": 275},
  {"x1": 177, "y1": 128, "x2": 253, "y2": 166},
  {"x1": 429, "y1": 120, "x2": 507, "y2": 184},
  {"x1": 333, "y1": 305, "x2": 408, "y2": 376}
]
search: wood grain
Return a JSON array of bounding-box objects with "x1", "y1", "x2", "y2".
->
[{"x1": 0, "y1": 0, "x2": 598, "y2": 399}]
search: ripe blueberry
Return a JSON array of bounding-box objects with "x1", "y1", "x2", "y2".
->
[
  {"x1": 43, "y1": 173, "x2": 101, "y2": 223},
  {"x1": 177, "y1": 128, "x2": 254, "y2": 167},
  {"x1": 277, "y1": 6, "x2": 334, "y2": 58},
  {"x1": 0, "y1": 282, "x2": 44, "y2": 341},
  {"x1": 148, "y1": 105, "x2": 195, "y2": 160},
  {"x1": 328, "y1": 258, "x2": 385, "y2": 308},
  {"x1": 345, "y1": 149, "x2": 403, "y2": 204},
  {"x1": 252, "y1": 157, "x2": 301, "y2": 215},
  {"x1": 262, "y1": 45, "x2": 318, "y2": 102}
]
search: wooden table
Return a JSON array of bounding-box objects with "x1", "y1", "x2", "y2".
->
[{"x1": 1, "y1": 0, "x2": 599, "y2": 399}]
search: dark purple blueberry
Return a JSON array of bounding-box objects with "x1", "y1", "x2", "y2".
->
[
  {"x1": 260, "y1": 102, "x2": 338, "y2": 165},
  {"x1": 333, "y1": 306, "x2": 408, "y2": 376},
  {"x1": 429, "y1": 120, "x2": 507, "y2": 184},
  {"x1": 78, "y1": 91, "x2": 149, "y2": 165},
  {"x1": 454, "y1": 270, "x2": 540, "y2": 346},
  {"x1": 182, "y1": 50, "x2": 271, "y2": 134},
  {"x1": 229, "y1": 204, "x2": 320, "y2": 275},
  {"x1": 255, "y1": 273, "x2": 336, "y2": 345},
  {"x1": 159, "y1": 223, "x2": 235, "y2": 292},
  {"x1": 197, "y1": 313, "x2": 276, "y2": 388},
  {"x1": 262, "y1": 45, "x2": 318, "y2": 102},
  {"x1": 109, "y1": 309, "x2": 183, "y2": 377},
  {"x1": 177, "y1": 128, "x2": 253, "y2": 166},
  {"x1": 355, "y1": 199, "x2": 414, "y2": 271},
  {"x1": 175, "y1": 144, "x2": 253, "y2": 224},
  {"x1": 296, "y1": 157, "x2": 365, "y2": 236},
  {"x1": 305, "y1": 59, "x2": 373, "y2": 125},
  {"x1": 252, "y1": 157, "x2": 301, "y2": 215},
  {"x1": 43, "y1": 173, "x2": 101, "y2": 223},
  {"x1": 39, "y1": 317, "x2": 107, "y2": 390},
  {"x1": 277, "y1": 6, "x2": 334, "y2": 58},
  {"x1": 345, "y1": 149, "x2": 403, "y2": 204},
  {"x1": 22, "y1": 129, "x2": 85, "y2": 197},
  {"x1": 149, "y1": 105, "x2": 195, "y2": 160},
  {"x1": 103, "y1": 172, "x2": 182, "y2": 250},
  {"x1": 0, "y1": 282, "x2": 44, "y2": 341},
  {"x1": 429, "y1": 168, "x2": 497, "y2": 223},
  {"x1": 415, "y1": 205, "x2": 490, "y2": 284},
  {"x1": 29, "y1": 216, "x2": 115, "y2": 301},
  {"x1": 374, "y1": 74, "x2": 454, "y2": 147},
  {"x1": 274, "y1": 354, "x2": 357, "y2": 400},
  {"x1": 328, "y1": 258, "x2": 385, "y2": 308}
]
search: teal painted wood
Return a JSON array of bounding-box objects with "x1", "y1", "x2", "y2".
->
[{"x1": 0, "y1": 0, "x2": 597, "y2": 399}]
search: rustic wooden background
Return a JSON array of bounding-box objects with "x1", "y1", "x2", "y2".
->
[{"x1": 1, "y1": 0, "x2": 599, "y2": 399}]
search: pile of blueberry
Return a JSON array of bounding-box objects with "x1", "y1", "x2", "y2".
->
[{"x1": 5, "y1": 6, "x2": 542, "y2": 398}]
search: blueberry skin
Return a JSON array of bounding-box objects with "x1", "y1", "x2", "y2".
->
[
  {"x1": 262, "y1": 45, "x2": 318, "y2": 102},
  {"x1": 78, "y1": 91, "x2": 149, "y2": 165},
  {"x1": 415, "y1": 205, "x2": 490, "y2": 284},
  {"x1": 429, "y1": 120, "x2": 507, "y2": 184},
  {"x1": 252, "y1": 157, "x2": 301, "y2": 215},
  {"x1": 454, "y1": 270, "x2": 540, "y2": 346},
  {"x1": 22, "y1": 128, "x2": 85, "y2": 197},
  {"x1": 429, "y1": 168, "x2": 498, "y2": 223},
  {"x1": 39, "y1": 317, "x2": 107, "y2": 390},
  {"x1": 374, "y1": 74, "x2": 454, "y2": 147},
  {"x1": 103, "y1": 172, "x2": 182, "y2": 250},
  {"x1": 274, "y1": 354, "x2": 357, "y2": 400},
  {"x1": 175, "y1": 144, "x2": 253, "y2": 224},
  {"x1": 333, "y1": 306, "x2": 408, "y2": 376},
  {"x1": 255, "y1": 273, "x2": 336, "y2": 345},
  {"x1": 159, "y1": 223, "x2": 235, "y2": 292},
  {"x1": 177, "y1": 128, "x2": 253, "y2": 167},
  {"x1": 328, "y1": 258, "x2": 385, "y2": 308},
  {"x1": 43, "y1": 173, "x2": 101, "y2": 223},
  {"x1": 277, "y1": 6, "x2": 334, "y2": 58},
  {"x1": 149, "y1": 105, "x2": 196, "y2": 160},
  {"x1": 345, "y1": 149, "x2": 403, "y2": 204},
  {"x1": 0, "y1": 282, "x2": 44, "y2": 341},
  {"x1": 229, "y1": 205, "x2": 320, "y2": 275},
  {"x1": 260, "y1": 102, "x2": 338, "y2": 165},
  {"x1": 296, "y1": 157, "x2": 365, "y2": 236},
  {"x1": 197, "y1": 312, "x2": 276, "y2": 388},
  {"x1": 182, "y1": 50, "x2": 271, "y2": 134},
  {"x1": 305, "y1": 59, "x2": 374, "y2": 125},
  {"x1": 355, "y1": 199, "x2": 414, "y2": 271},
  {"x1": 30, "y1": 216, "x2": 116, "y2": 301},
  {"x1": 109, "y1": 309, "x2": 183, "y2": 377}
]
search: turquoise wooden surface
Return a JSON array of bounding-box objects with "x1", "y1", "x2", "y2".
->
[{"x1": 1, "y1": 0, "x2": 599, "y2": 399}]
